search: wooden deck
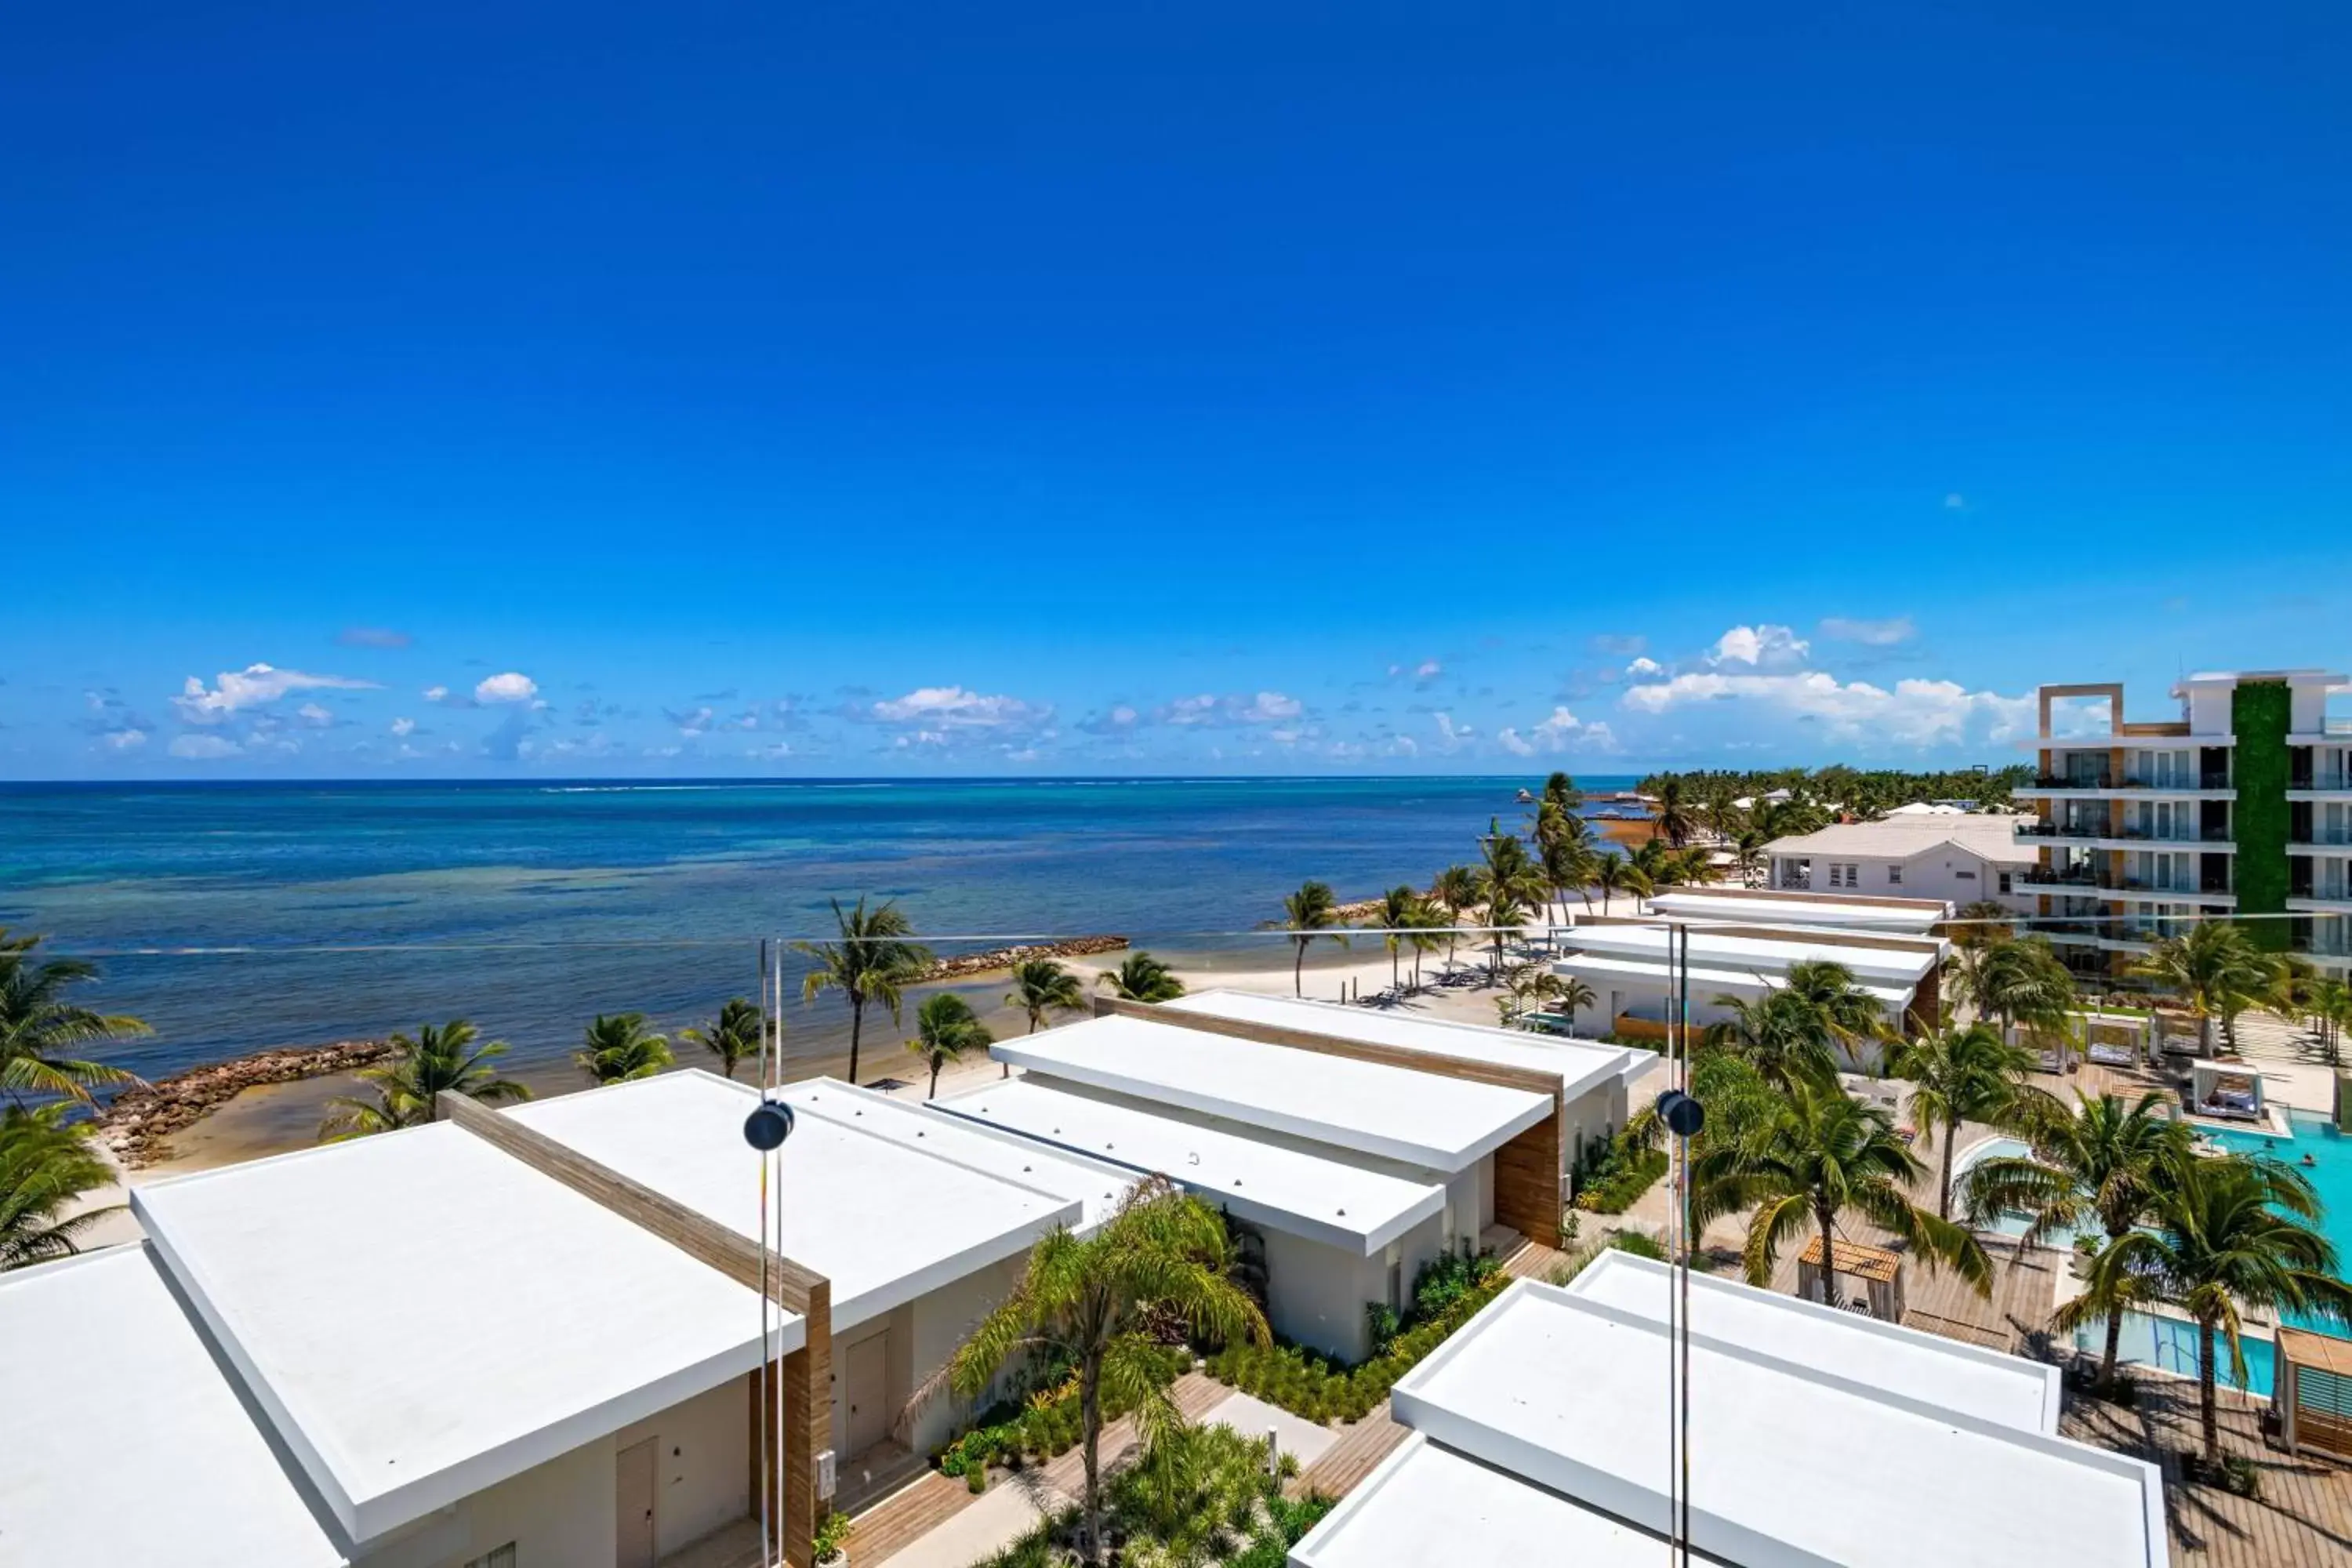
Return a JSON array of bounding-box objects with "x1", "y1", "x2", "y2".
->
[
  {"x1": 2061, "y1": 1375, "x2": 2352, "y2": 1568},
  {"x1": 1287, "y1": 1399, "x2": 1408, "y2": 1501}
]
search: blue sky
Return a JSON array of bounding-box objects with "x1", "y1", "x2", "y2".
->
[{"x1": 4, "y1": 2, "x2": 2347, "y2": 779}]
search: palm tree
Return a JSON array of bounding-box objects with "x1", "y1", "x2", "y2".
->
[
  {"x1": 1588, "y1": 855, "x2": 1650, "y2": 916},
  {"x1": 942, "y1": 1178, "x2": 1269, "y2": 1567},
  {"x1": 2051, "y1": 1235, "x2": 2168, "y2": 1399},
  {"x1": 1732, "y1": 827, "x2": 1769, "y2": 888},
  {"x1": 1555, "y1": 974, "x2": 1597, "y2": 1032},
  {"x1": 1706, "y1": 987, "x2": 1842, "y2": 1091},
  {"x1": 1962, "y1": 1091, "x2": 2191, "y2": 1390},
  {"x1": 1886, "y1": 1022, "x2": 2043, "y2": 1218},
  {"x1": 2305, "y1": 976, "x2": 2352, "y2": 1065},
  {"x1": 1965, "y1": 935, "x2": 2078, "y2": 1047},
  {"x1": 1098, "y1": 951, "x2": 1185, "y2": 1004},
  {"x1": 321, "y1": 1019, "x2": 532, "y2": 1139},
  {"x1": 1481, "y1": 887, "x2": 1531, "y2": 979},
  {"x1": 1004, "y1": 956, "x2": 1085, "y2": 1077},
  {"x1": 795, "y1": 896, "x2": 932, "y2": 1087},
  {"x1": 1693, "y1": 1077, "x2": 1991, "y2": 1308},
  {"x1": 0, "y1": 930, "x2": 150, "y2": 1106},
  {"x1": 1363, "y1": 886, "x2": 1421, "y2": 992},
  {"x1": 910, "y1": 993, "x2": 992, "y2": 1099},
  {"x1": 2131, "y1": 922, "x2": 2283, "y2": 1056},
  {"x1": 1650, "y1": 777, "x2": 1696, "y2": 848},
  {"x1": 0, "y1": 1103, "x2": 119, "y2": 1271},
  {"x1": 2102, "y1": 1154, "x2": 2352, "y2": 1464},
  {"x1": 1430, "y1": 864, "x2": 1482, "y2": 968},
  {"x1": 575, "y1": 1012, "x2": 674, "y2": 1085},
  {"x1": 1403, "y1": 895, "x2": 1447, "y2": 991},
  {"x1": 1781, "y1": 959, "x2": 1893, "y2": 1062},
  {"x1": 1541, "y1": 770, "x2": 1582, "y2": 811},
  {"x1": 1539, "y1": 831, "x2": 1598, "y2": 922},
  {"x1": 1277, "y1": 880, "x2": 1348, "y2": 998},
  {"x1": 677, "y1": 996, "x2": 764, "y2": 1081},
  {"x1": 1479, "y1": 831, "x2": 1548, "y2": 913}
]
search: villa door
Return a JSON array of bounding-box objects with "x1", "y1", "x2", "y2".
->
[
  {"x1": 615, "y1": 1437, "x2": 657, "y2": 1568},
  {"x1": 846, "y1": 1330, "x2": 891, "y2": 1457}
]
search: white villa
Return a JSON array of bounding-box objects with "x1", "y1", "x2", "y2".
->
[
  {"x1": 939, "y1": 991, "x2": 1648, "y2": 1363},
  {"x1": 0, "y1": 1068, "x2": 1139, "y2": 1568},
  {"x1": 1290, "y1": 1252, "x2": 2167, "y2": 1568},
  {"x1": 1553, "y1": 917, "x2": 1947, "y2": 1051}
]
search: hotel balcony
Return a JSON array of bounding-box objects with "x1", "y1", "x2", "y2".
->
[
  {"x1": 2015, "y1": 822, "x2": 2232, "y2": 851},
  {"x1": 2288, "y1": 773, "x2": 2352, "y2": 799},
  {"x1": 2014, "y1": 775, "x2": 2234, "y2": 800},
  {"x1": 2017, "y1": 867, "x2": 2234, "y2": 902}
]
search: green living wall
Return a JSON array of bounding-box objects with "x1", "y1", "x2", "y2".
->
[{"x1": 2230, "y1": 680, "x2": 2291, "y2": 950}]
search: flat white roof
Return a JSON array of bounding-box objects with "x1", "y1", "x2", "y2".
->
[
  {"x1": 1560, "y1": 920, "x2": 1942, "y2": 985},
  {"x1": 0, "y1": 1246, "x2": 348, "y2": 1568},
  {"x1": 1558, "y1": 952, "x2": 1917, "y2": 1008},
  {"x1": 1167, "y1": 989, "x2": 1646, "y2": 1102},
  {"x1": 1644, "y1": 890, "x2": 1949, "y2": 935},
  {"x1": 133, "y1": 1120, "x2": 791, "y2": 1545},
  {"x1": 932, "y1": 1077, "x2": 1444, "y2": 1254},
  {"x1": 994, "y1": 1013, "x2": 1552, "y2": 1173},
  {"x1": 777, "y1": 1076, "x2": 1139, "y2": 1232},
  {"x1": 1392, "y1": 1280, "x2": 2165, "y2": 1568},
  {"x1": 509, "y1": 1071, "x2": 1082, "y2": 1326},
  {"x1": 1290, "y1": 1432, "x2": 1671, "y2": 1568},
  {"x1": 1560, "y1": 1250, "x2": 2061, "y2": 1432}
]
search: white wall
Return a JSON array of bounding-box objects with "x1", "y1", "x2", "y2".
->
[
  {"x1": 352, "y1": 1377, "x2": 749, "y2": 1568},
  {"x1": 1263, "y1": 1227, "x2": 1385, "y2": 1363},
  {"x1": 905, "y1": 1252, "x2": 1029, "y2": 1457}
]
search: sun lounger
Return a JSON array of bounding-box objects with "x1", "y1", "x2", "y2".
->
[{"x1": 2086, "y1": 1042, "x2": 2140, "y2": 1068}]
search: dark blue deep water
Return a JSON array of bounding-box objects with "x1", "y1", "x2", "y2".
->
[{"x1": 0, "y1": 777, "x2": 1629, "y2": 1081}]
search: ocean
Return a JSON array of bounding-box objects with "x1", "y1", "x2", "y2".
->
[{"x1": 0, "y1": 776, "x2": 1637, "y2": 1086}]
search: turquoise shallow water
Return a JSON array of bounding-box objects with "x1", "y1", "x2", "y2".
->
[{"x1": 0, "y1": 775, "x2": 1631, "y2": 1084}]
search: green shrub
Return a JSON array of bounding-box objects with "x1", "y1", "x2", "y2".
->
[
  {"x1": 1207, "y1": 1262, "x2": 1510, "y2": 1423},
  {"x1": 931, "y1": 1344, "x2": 1191, "y2": 1480},
  {"x1": 1608, "y1": 1229, "x2": 1668, "y2": 1261},
  {"x1": 1572, "y1": 1132, "x2": 1668, "y2": 1214},
  {"x1": 811, "y1": 1510, "x2": 850, "y2": 1564}
]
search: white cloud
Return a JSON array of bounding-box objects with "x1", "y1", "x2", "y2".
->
[
  {"x1": 1432, "y1": 712, "x2": 1474, "y2": 752},
  {"x1": 1158, "y1": 691, "x2": 1304, "y2": 728},
  {"x1": 1625, "y1": 656, "x2": 1663, "y2": 677},
  {"x1": 1706, "y1": 625, "x2": 1810, "y2": 670},
  {"x1": 868, "y1": 686, "x2": 1046, "y2": 729},
  {"x1": 1577, "y1": 720, "x2": 1621, "y2": 753},
  {"x1": 169, "y1": 733, "x2": 243, "y2": 760},
  {"x1": 423, "y1": 684, "x2": 452, "y2": 702},
  {"x1": 669, "y1": 705, "x2": 716, "y2": 735},
  {"x1": 295, "y1": 702, "x2": 336, "y2": 728},
  {"x1": 474, "y1": 672, "x2": 539, "y2": 704},
  {"x1": 390, "y1": 717, "x2": 416, "y2": 738},
  {"x1": 172, "y1": 663, "x2": 378, "y2": 724},
  {"x1": 1494, "y1": 705, "x2": 1596, "y2": 758},
  {"x1": 1621, "y1": 669, "x2": 2034, "y2": 746},
  {"x1": 100, "y1": 728, "x2": 148, "y2": 752},
  {"x1": 1817, "y1": 615, "x2": 1917, "y2": 647}
]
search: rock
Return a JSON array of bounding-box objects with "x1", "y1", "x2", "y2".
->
[
  {"x1": 913, "y1": 936, "x2": 1130, "y2": 983},
  {"x1": 96, "y1": 1039, "x2": 396, "y2": 1168}
]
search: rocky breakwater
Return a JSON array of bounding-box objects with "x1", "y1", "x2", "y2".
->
[
  {"x1": 98, "y1": 1039, "x2": 396, "y2": 1168},
  {"x1": 916, "y1": 935, "x2": 1129, "y2": 982}
]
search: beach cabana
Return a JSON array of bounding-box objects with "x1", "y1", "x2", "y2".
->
[
  {"x1": 2189, "y1": 1061, "x2": 2266, "y2": 1122},
  {"x1": 2272, "y1": 1327, "x2": 2352, "y2": 1460},
  {"x1": 1797, "y1": 1235, "x2": 1907, "y2": 1321}
]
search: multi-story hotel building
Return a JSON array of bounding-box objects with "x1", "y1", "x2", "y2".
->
[{"x1": 2013, "y1": 670, "x2": 2352, "y2": 980}]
